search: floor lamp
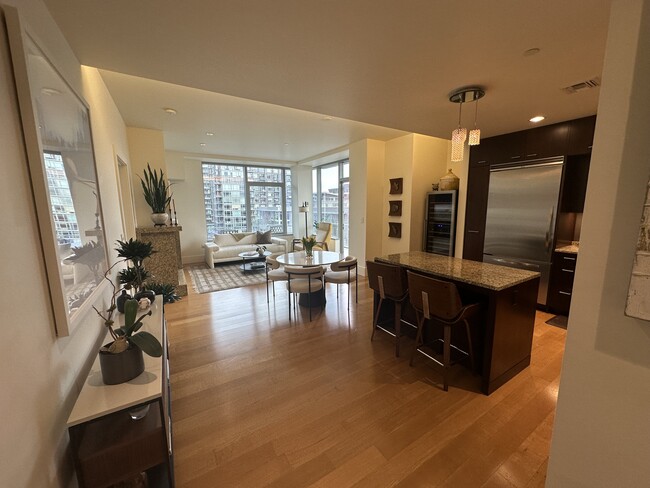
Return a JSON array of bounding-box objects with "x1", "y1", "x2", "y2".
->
[{"x1": 298, "y1": 203, "x2": 309, "y2": 238}]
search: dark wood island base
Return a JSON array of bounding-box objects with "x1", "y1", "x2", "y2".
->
[{"x1": 375, "y1": 251, "x2": 540, "y2": 395}]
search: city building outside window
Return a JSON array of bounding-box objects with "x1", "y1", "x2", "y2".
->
[{"x1": 202, "y1": 163, "x2": 292, "y2": 240}]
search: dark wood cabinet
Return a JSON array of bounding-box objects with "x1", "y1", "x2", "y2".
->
[
  {"x1": 567, "y1": 115, "x2": 597, "y2": 155},
  {"x1": 525, "y1": 122, "x2": 570, "y2": 160},
  {"x1": 463, "y1": 163, "x2": 490, "y2": 261},
  {"x1": 67, "y1": 302, "x2": 174, "y2": 488},
  {"x1": 547, "y1": 252, "x2": 578, "y2": 315},
  {"x1": 464, "y1": 115, "x2": 595, "y2": 265},
  {"x1": 560, "y1": 154, "x2": 590, "y2": 212}
]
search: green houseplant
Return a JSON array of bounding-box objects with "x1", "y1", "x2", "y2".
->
[
  {"x1": 115, "y1": 238, "x2": 156, "y2": 303},
  {"x1": 92, "y1": 238, "x2": 163, "y2": 384},
  {"x1": 139, "y1": 163, "x2": 172, "y2": 226}
]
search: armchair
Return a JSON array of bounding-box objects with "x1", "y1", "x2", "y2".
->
[{"x1": 294, "y1": 222, "x2": 332, "y2": 251}]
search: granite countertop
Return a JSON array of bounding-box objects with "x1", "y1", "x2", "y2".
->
[
  {"x1": 555, "y1": 243, "x2": 579, "y2": 254},
  {"x1": 376, "y1": 251, "x2": 540, "y2": 291}
]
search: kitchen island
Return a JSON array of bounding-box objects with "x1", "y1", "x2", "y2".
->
[{"x1": 376, "y1": 251, "x2": 540, "y2": 394}]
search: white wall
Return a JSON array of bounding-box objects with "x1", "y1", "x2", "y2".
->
[
  {"x1": 0, "y1": 2, "x2": 128, "y2": 487},
  {"x1": 126, "y1": 127, "x2": 167, "y2": 228},
  {"x1": 292, "y1": 165, "x2": 313, "y2": 238},
  {"x1": 547, "y1": 1, "x2": 650, "y2": 486},
  {"x1": 165, "y1": 153, "x2": 205, "y2": 262}
]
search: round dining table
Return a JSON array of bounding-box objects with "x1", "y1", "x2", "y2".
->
[
  {"x1": 275, "y1": 250, "x2": 343, "y2": 267},
  {"x1": 276, "y1": 251, "x2": 343, "y2": 307}
]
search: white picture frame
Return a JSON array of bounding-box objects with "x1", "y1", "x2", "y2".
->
[{"x1": 5, "y1": 6, "x2": 109, "y2": 336}]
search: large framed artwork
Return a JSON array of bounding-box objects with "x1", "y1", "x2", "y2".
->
[{"x1": 5, "y1": 6, "x2": 109, "y2": 336}]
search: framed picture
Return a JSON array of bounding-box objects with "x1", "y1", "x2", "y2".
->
[
  {"x1": 6, "y1": 6, "x2": 109, "y2": 336},
  {"x1": 389, "y1": 200, "x2": 402, "y2": 216},
  {"x1": 389, "y1": 178, "x2": 403, "y2": 195},
  {"x1": 388, "y1": 223, "x2": 402, "y2": 238}
]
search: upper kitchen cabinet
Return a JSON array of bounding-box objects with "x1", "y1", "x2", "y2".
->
[
  {"x1": 470, "y1": 120, "x2": 571, "y2": 166},
  {"x1": 524, "y1": 122, "x2": 569, "y2": 160},
  {"x1": 567, "y1": 115, "x2": 597, "y2": 155}
]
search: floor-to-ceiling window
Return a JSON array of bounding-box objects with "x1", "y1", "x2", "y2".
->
[
  {"x1": 312, "y1": 159, "x2": 350, "y2": 253},
  {"x1": 202, "y1": 163, "x2": 292, "y2": 240}
]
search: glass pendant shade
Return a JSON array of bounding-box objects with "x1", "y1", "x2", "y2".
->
[
  {"x1": 469, "y1": 128, "x2": 481, "y2": 146},
  {"x1": 451, "y1": 127, "x2": 466, "y2": 161}
]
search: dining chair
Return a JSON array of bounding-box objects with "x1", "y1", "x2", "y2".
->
[
  {"x1": 285, "y1": 265, "x2": 324, "y2": 322},
  {"x1": 366, "y1": 260, "x2": 409, "y2": 357},
  {"x1": 324, "y1": 256, "x2": 358, "y2": 309},
  {"x1": 265, "y1": 255, "x2": 288, "y2": 303},
  {"x1": 406, "y1": 271, "x2": 479, "y2": 391}
]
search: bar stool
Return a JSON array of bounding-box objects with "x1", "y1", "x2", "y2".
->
[
  {"x1": 366, "y1": 260, "x2": 409, "y2": 357},
  {"x1": 407, "y1": 271, "x2": 479, "y2": 391}
]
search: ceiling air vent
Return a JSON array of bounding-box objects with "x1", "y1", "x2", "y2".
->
[{"x1": 561, "y1": 77, "x2": 601, "y2": 94}]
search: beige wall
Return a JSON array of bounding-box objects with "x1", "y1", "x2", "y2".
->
[
  {"x1": 410, "y1": 133, "x2": 450, "y2": 251},
  {"x1": 0, "y1": 2, "x2": 129, "y2": 486},
  {"x1": 382, "y1": 134, "x2": 414, "y2": 254},
  {"x1": 166, "y1": 152, "x2": 205, "y2": 262},
  {"x1": 126, "y1": 127, "x2": 167, "y2": 228},
  {"x1": 547, "y1": 0, "x2": 650, "y2": 485},
  {"x1": 349, "y1": 138, "x2": 386, "y2": 272}
]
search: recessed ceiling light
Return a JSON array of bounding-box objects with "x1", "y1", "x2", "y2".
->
[
  {"x1": 523, "y1": 48, "x2": 541, "y2": 57},
  {"x1": 163, "y1": 107, "x2": 177, "y2": 115},
  {"x1": 321, "y1": 116, "x2": 333, "y2": 121},
  {"x1": 200, "y1": 143, "x2": 206, "y2": 147},
  {"x1": 284, "y1": 143, "x2": 290, "y2": 146},
  {"x1": 530, "y1": 115, "x2": 545, "y2": 123},
  {"x1": 206, "y1": 132, "x2": 214, "y2": 136}
]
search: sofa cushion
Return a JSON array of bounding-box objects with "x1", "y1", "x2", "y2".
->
[
  {"x1": 256, "y1": 230, "x2": 272, "y2": 244},
  {"x1": 214, "y1": 232, "x2": 256, "y2": 246}
]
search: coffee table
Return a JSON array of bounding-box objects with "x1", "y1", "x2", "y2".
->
[{"x1": 238, "y1": 250, "x2": 271, "y2": 272}]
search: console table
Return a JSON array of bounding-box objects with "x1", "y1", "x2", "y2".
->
[{"x1": 67, "y1": 299, "x2": 173, "y2": 487}]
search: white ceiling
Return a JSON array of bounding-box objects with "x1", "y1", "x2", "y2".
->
[{"x1": 43, "y1": 0, "x2": 612, "y2": 162}]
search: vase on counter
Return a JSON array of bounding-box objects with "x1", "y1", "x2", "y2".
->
[{"x1": 439, "y1": 169, "x2": 460, "y2": 191}]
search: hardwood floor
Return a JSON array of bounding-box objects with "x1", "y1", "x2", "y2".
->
[{"x1": 165, "y1": 273, "x2": 566, "y2": 487}]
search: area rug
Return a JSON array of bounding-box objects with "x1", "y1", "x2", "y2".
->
[
  {"x1": 545, "y1": 314, "x2": 568, "y2": 329},
  {"x1": 187, "y1": 263, "x2": 266, "y2": 294}
]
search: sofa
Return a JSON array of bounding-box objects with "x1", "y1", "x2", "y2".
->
[{"x1": 203, "y1": 231, "x2": 288, "y2": 268}]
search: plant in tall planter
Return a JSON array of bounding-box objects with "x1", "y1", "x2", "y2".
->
[{"x1": 139, "y1": 163, "x2": 172, "y2": 226}]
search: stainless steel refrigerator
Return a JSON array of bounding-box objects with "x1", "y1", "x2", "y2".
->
[{"x1": 483, "y1": 158, "x2": 563, "y2": 305}]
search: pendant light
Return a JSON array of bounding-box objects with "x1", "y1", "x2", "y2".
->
[
  {"x1": 468, "y1": 97, "x2": 481, "y2": 146},
  {"x1": 449, "y1": 86, "x2": 485, "y2": 161},
  {"x1": 450, "y1": 100, "x2": 467, "y2": 162}
]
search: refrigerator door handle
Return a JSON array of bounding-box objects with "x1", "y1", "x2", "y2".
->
[{"x1": 545, "y1": 206, "x2": 555, "y2": 254}]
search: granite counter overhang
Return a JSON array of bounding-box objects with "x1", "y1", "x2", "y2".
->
[{"x1": 376, "y1": 251, "x2": 540, "y2": 291}]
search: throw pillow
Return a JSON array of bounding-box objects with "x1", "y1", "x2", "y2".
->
[{"x1": 256, "y1": 230, "x2": 273, "y2": 244}]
